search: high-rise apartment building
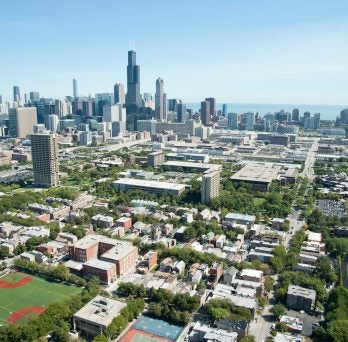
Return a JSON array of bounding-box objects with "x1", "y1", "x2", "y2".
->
[
  {"x1": 13, "y1": 86, "x2": 21, "y2": 102},
  {"x1": 126, "y1": 50, "x2": 142, "y2": 109},
  {"x1": 30, "y1": 133, "x2": 59, "y2": 187},
  {"x1": 228, "y1": 112, "x2": 239, "y2": 129},
  {"x1": 177, "y1": 103, "x2": 186, "y2": 123},
  {"x1": 168, "y1": 99, "x2": 182, "y2": 112},
  {"x1": 201, "y1": 101, "x2": 211, "y2": 126},
  {"x1": 304, "y1": 113, "x2": 320, "y2": 130},
  {"x1": 114, "y1": 83, "x2": 125, "y2": 106},
  {"x1": 205, "y1": 97, "x2": 216, "y2": 117},
  {"x1": 155, "y1": 78, "x2": 165, "y2": 121},
  {"x1": 9, "y1": 107, "x2": 38, "y2": 138},
  {"x1": 73, "y1": 79, "x2": 78, "y2": 98},
  {"x1": 201, "y1": 171, "x2": 220, "y2": 204}
]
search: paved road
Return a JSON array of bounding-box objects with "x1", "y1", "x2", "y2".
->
[{"x1": 301, "y1": 138, "x2": 319, "y2": 182}]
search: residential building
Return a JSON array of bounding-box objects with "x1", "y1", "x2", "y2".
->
[
  {"x1": 286, "y1": 285, "x2": 316, "y2": 312},
  {"x1": 155, "y1": 78, "x2": 165, "y2": 121},
  {"x1": 201, "y1": 170, "x2": 220, "y2": 204},
  {"x1": 30, "y1": 133, "x2": 59, "y2": 187},
  {"x1": 147, "y1": 151, "x2": 165, "y2": 167},
  {"x1": 73, "y1": 79, "x2": 78, "y2": 98},
  {"x1": 228, "y1": 112, "x2": 239, "y2": 129}
]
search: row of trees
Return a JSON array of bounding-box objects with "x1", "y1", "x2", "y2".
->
[{"x1": 14, "y1": 258, "x2": 87, "y2": 287}]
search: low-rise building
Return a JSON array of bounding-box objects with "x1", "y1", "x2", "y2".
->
[
  {"x1": 286, "y1": 285, "x2": 316, "y2": 312},
  {"x1": 73, "y1": 295, "x2": 126, "y2": 340}
]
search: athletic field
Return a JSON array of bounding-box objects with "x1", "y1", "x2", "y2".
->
[{"x1": 0, "y1": 271, "x2": 81, "y2": 326}]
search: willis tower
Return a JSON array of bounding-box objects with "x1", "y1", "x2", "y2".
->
[{"x1": 126, "y1": 50, "x2": 142, "y2": 110}]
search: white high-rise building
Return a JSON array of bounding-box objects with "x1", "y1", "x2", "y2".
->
[
  {"x1": 201, "y1": 171, "x2": 220, "y2": 204},
  {"x1": 48, "y1": 114, "x2": 59, "y2": 132}
]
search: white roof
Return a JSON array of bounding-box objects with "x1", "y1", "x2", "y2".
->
[
  {"x1": 113, "y1": 178, "x2": 186, "y2": 191},
  {"x1": 240, "y1": 268, "x2": 263, "y2": 279}
]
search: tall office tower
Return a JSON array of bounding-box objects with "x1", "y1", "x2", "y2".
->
[
  {"x1": 103, "y1": 104, "x2": 119, "y2": 122},
  {"x1": 114, "y1": 83, "x2": 125, "y2": 106},
  {"x1": 13, "y1": 86, "x2": 21, "y2": 102},
  {"x1": 340, "y1": 109, "x2": 348, "y2": 124},
  {"x1": 29, "y1": 91, "x2": 40, "y2": 102},
  {"x1": 245, "y1": 112, "x2": 255, "y2": 130},
  {"x1": 201, "y1": 171, "x2": 220, "y2": 204},
  {"x1": 313, "y1": 113, "x2": 321, "y2": 129},
  {"x1": 201, "y1": 101, "x2": 211, "y2": 126},
  {"x1": 228, "y1": 112, "x2": 239, "y2": 129},
  {"x1": 168, "y1": 99, "x2": 182, "y2": 112},
  {"x1": 292, "y1": 108, "x2": 300, "y2": 121},
  {"x1": 8, "y1": 107, "x2": 38, "y2": 138},
  {"x1": 177, "y1": 103, "x2": 187, "y2": 123},
  {"x1": 143, "y1": 93, "x2": 153, "y2": 101},
  {"x1": 73, "y1": 79, "x2": 78, "y2": 98},
  {"x1": 126, "y1": 50, "x2": 142, "y2": 108},
  {"x1": 82, "y1": 100, "x2": 93, "y2": 117},
  {"x1": 155, "y1": 78, "x2": 165, "y2": 121},
  {"x1": 222, "y1": 104, "x2": 228, "y2": 117},
  {"x1": 205, "y1": 97, "x2": 216, "y2": 117},
  {"x1": 163, "y1": 93, "x2": 167, "y2": 122},
  {"x1": 95, "y1": 93, "x2": 113, "y2": 115},
  {"x1": 24, "y1": 94, "x2": 28, "y2": 104},
  {"x1": 30, "y1": 133, "x2": 59, "y2": 187},
  {"x1": 0, "y1": 94, "x2": 2, "y2": 104},
  {"x1": 48, "y1": 114, "x2": 59, "y2": 131}
]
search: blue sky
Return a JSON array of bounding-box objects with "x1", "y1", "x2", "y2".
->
[{"x1": 0, "y1": 0, "x2": 347, "y2": 105}]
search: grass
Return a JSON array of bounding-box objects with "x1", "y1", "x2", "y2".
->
[
  {"x1": 0, "y1": 272, "x2": 81, "y2": 326},
  {"x1": 253, "y1": 197, "x2": 266, "y2": 206}
]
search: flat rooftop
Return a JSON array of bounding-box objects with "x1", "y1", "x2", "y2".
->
[
  {"x1": 74, "y1": 295, "x2": 126, "y2": 327},
  {"x1": 231, "y1": 163, "x2": 281, "y2": 183},
  {"x1": 113, "y1": 178, "x2": 186, "y2": 191},
  {"x1": 73, "y1": 234, "x2": 118, "y2": 250},
  {"x1": 287, "y1": 285, "x2": 316, "y2": 299},
  {"x1": 84, "y1": 259, "x2": 115, "y2": 271},
  {"x1": 101, "y1": 240, "x2": 136, "y2": 261},
  {"x1": 163, "y1": 160, "x2": 222, "y2": 172}
]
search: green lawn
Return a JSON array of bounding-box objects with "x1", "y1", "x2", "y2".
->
[
  {"x1": 253, "y1": 197, "x2": 266, "y2": 206},
  {"x1": 0, "y1": 272, "x2": 81, "y2": 326}
]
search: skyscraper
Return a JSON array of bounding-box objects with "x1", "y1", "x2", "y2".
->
[
  {"x1": 292, "y1": 108, "x2": 300, "y2": 121},
  {"x1": 8, "y1": 107, "x2": 38, "y2": 138},
  {"x1": 163, "y1": 93, "x2": 167, "y2": 122},
  {"x1": 201, "y1": 171, "x2": 220, "y2": 204},
  {"x1": 126, "y1": 50, "x2": 142, "y2": 109},
  {"x1": 30, "y1": 133, "x2": 59, "y2": 187},
  {"x1": 228, "y1": 112, "x2": 239, "y2": 129},
  {"x1": 73, "y1": 79, "x2": 78, "y2": 98},
  {"x1": 340, "y1": 109, "x2": 348, "y2": 125},
  {"x1": 177, "y1": 103, "x2": 187, "y2": 123},
  {"x1": 30, "y1": 91, "x2": 40, "y2": 102},
  {"x1": 155, "y1": 78, "x2": 165, "y2": 121},
  {"x1": 13, "y1": 86, "x2": 20, "y2": 102},
  {"x1": 201, "y1": 101, "x2": 211, "y2": 126},
  {"x1": 205, "y1": 97, "x2": 216, "y2": 117},
  {"x1": 245, "y1": 112, "x2": 255, "y2": 130},
  {"x1": 114, "y1": 83, "x2": 125, "y2": 106},
  {"x1": 48, "y1": 114, "x2": 59, "y2": 132},
  {"x1": 222, "y1": 104, "x2": 228, "y2": 117}
]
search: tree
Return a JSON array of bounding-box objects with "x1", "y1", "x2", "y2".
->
[
  {"x1": 0, "y1": 246, "x2": 9, "y2": 259},
  {"x1": 275, "y1": 322, "x2": 288, "y2": 332},
  {"x1": 92, "y1": 335, "x2": 108, "y2": 342},
  {"x1": 327, "y1": 320, "x2": 348, "y2": 342},
  {"x1": 211, "y1": 308, "x2": 229, "y2": 320},
  {"x1": 271, "y1": 304, "x2": 286, "y2": 318},
  {"x1": 264, "y1": 276, "x2": 275, "y2": 292}
]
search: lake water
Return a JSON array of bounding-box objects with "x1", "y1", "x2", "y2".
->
[{"x1": 186, "y1": 103, "x2": 347, "y2": 121}]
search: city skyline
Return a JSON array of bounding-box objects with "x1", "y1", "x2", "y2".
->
[{"x1": 0, "y1": 0, "x2": 348, "y2": 105}]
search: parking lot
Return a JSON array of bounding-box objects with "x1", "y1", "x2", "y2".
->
[{"x1": 315, "y1": 199, "x2": 346, "y2": 218}]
